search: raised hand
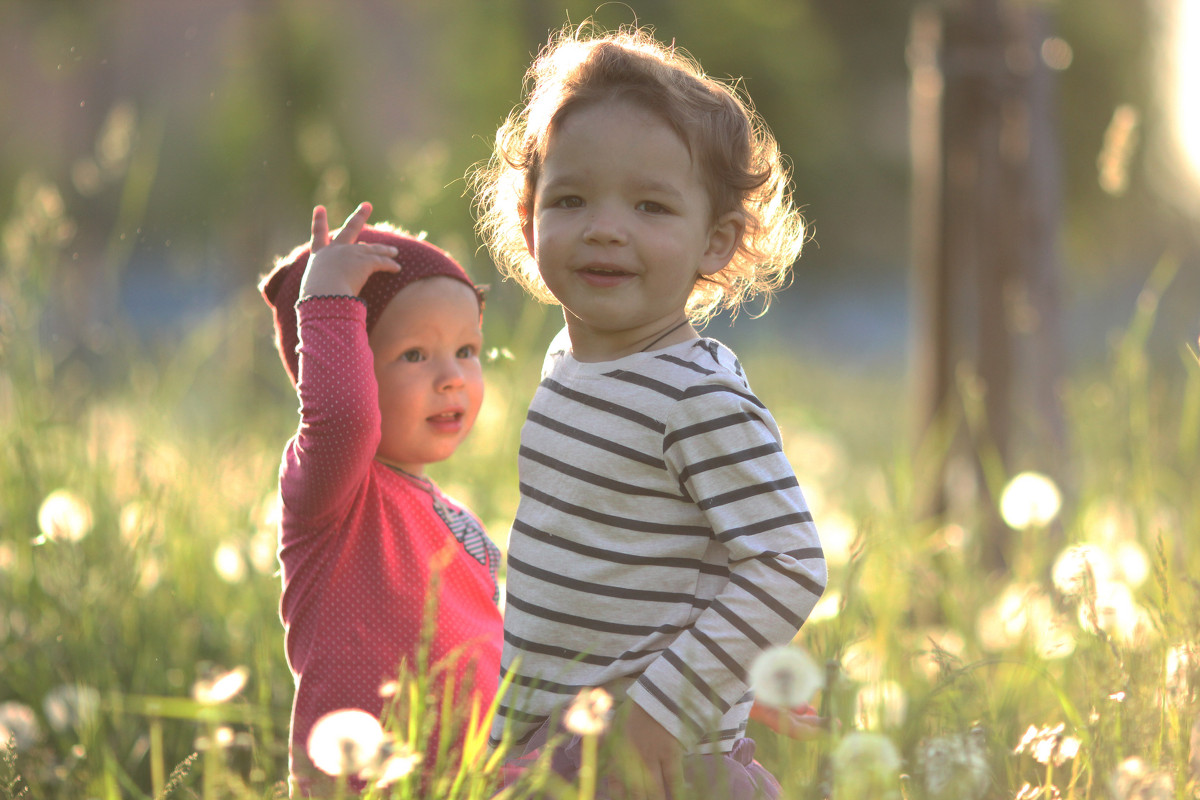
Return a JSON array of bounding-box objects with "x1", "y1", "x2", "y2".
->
[{"x1": 297, "y1": 202, "x2": 400, "y2": 300}]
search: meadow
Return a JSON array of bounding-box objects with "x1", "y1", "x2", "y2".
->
[{"x1": 2, "y1": 178, "x2": 1199, "y2": 800}]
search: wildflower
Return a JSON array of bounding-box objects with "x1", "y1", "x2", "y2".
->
[
  {"x1": 372, "y1": 740, "x2": 423, "y2": 788},
  {"x1": 1051, "y1": 544, "x2": 1108, "y2": 598},
  {"x1": 307, "y1": 709, "x2": 386, "y2": 778},
  {"x1": 999, "y1": 471, "x2": 1062, "y2": 530},
  {"x1": 1014, "y1": 723, "x2": 1081, "y2": 767},
  {"x1": 0, "y1": 702, "x2": 41, "y2": 751},
  {"x1": 1081, "y1": 580, "x2": 1153, "y2": 646},
  {"x1": 855, "y1": 681, "x2": 907, "y2": 730},
  {"x1": 749, "y1": 646, "x2": 823, "y2": 710},
  {"x1": 35, "y1": 489, "x2": 94, "y2": 544},
  {"x1": 563, "y1": 687, "x2": 613, "y2": 737},
  {"x1": 192, "y1": 666, "x2": 249, "y2": 704},
  {"x1": 1165, "y1": 643, "x2": 1200, "y2": 708},
  {"x1": 831, "y1": 732, "x2": 902, "y2": 800},
  {"x1": 1111, "y1": 756, "x2": 1173, "y2": 800},
  {"x1": 213, "y1": 542, "x2": 247, "y2": 583},
  {"x1": 919, "y1": 728, "x2": 989, "y2": 800},
  {"x1": 42, "y1": 684, "x2": 100, "y2": 733}
]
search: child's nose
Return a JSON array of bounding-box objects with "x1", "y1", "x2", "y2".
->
[
  {"x1": 582, "y1": 205, "x2": 627, "y2": 244},
  {"x1": 435, "y1": 357, "x2": 466, "y2": 391}
]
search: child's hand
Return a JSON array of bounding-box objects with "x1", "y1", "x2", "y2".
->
[
  {"x1": 748, "y1": 700, "x2": 827, "y2": 740},
  {"x1": 297, "y1": 202, "x2": 400, "y2": 300},
  {"x1": 610, "y1": 701, "x2": 681, "y2": 799}
]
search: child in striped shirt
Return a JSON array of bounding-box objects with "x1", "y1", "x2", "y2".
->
[{"x1": 473, "y1": 24, "x2": 827, "y2": 800}]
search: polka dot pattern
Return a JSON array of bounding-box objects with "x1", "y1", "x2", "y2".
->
[{"x1": 276, "y1": 297, "x2": 502, "y2": 794}]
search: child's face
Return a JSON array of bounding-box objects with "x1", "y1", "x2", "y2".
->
[
  {"x1": 368, "y1": 277, "x2": 483, "y2": 475},
  {"x1": 523, "y1": 98, "x2": 741, "y2": 359}
]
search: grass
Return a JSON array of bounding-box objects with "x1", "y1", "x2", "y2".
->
[{"x1": 2, "y1": 177, "x2": 1199, "y2": 799}]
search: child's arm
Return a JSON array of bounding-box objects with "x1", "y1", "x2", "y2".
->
[
  {"x1": 280, "y1": 203, "x2": 400, "y2": 521},
  {"x1": 629, "y1": 386, "x2": 827, "y2": 747}
]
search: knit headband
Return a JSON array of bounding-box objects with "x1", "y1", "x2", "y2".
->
[{"x1": 259, "y1": 224, "x2": 481, "y2": 387}]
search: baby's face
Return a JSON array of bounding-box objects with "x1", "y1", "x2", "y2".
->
[{"x1": 368, "y1": 276, "x2": 484, "y2": 474}]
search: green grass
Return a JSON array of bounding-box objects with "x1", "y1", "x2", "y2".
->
[{"x1": 2, "y1": 181, "x2": 1199, "y2": 799}]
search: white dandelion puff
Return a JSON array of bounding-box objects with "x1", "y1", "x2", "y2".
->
[
  {"x1": 999, "y1": 472, "x2": 1062, "y2": 530},
  {"x1": 36, "y1": 489, "x2": 94, "y2": 544},
  {"x1": 562, "y1": 687, "x2": 613, "y2": 737},
  {"x1": 371, "y1": 740, "x2": 423, "y2": 788},
  {"x1": 1111, "y1": 756, "x2": 1174, "y2": 800},
  {"x1": 0, "y1": 702, "x2": 41, "y2": 751},
  {"x1": 43, "y1": 684, "x2": 100, "y2": 733},
  {"x1": 919, "y1": 728, "x2": 989, "y2": 800},
  {"x1": 749, "y1": 646, "x2": 823, "y2": 709},
  {"x1": 192, "y1": 666, "x2": 249, "y2": 705},
  {"x1": 832, "y1": 732, "x2": 903, "y2": 800},
  {"x1": 307, "y1": 709, "x2": 386, "y2": 778},
  {"x1": 213, "y1": 543, "x2": 247, "y2": 583}
]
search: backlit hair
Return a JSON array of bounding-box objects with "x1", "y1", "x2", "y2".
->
[{"x1": 472, "y1": 23, "x2": 807, "y2": 323}]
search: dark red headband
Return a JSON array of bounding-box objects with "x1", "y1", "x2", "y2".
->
[{"x1": 259, "y1": 225, "x2": 480, "y2": 387}]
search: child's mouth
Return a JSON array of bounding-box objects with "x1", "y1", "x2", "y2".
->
[{"x1": 427, "y1": 411, "x2": 464, "y2": 432}]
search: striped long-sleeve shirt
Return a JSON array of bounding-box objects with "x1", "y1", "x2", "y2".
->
[{"x1": 490, "y1": 334, "x2": 826, "y2": 754}]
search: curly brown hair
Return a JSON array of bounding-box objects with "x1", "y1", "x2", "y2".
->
[{"x1": 471, "y1": 23, "x2": 807, "y2": 324}]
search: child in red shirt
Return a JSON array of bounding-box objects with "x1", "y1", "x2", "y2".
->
[{"x1": 260, "y1": 203, "x2": 502, "y2": 796}]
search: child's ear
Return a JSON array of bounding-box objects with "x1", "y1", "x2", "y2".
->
[
  {"x1": 699, "y1": 212, "x2": 745, "y2": 276},
  {"x1": 521, "y1": 207, "x2": 536, "y2": 258}
]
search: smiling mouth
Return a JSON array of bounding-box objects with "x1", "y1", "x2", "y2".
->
[{"x1": 428, "y1": 411, "x2": 463, "y2": 423}]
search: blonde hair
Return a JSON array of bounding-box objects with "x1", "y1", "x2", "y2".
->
[{"x1": 471, "y1": 24, "x2": 807, "y2": 324}]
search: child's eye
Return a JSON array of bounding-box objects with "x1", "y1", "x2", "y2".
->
[
  {"x1": 456, "y1": 345, "x2": 478, "y2": 359},
  {"x1": 551, "y1": 195, "x2": 584, "y2": 209},
  {"x1": 636, "y1": 201, "x2": 669, "y2": 214},
  {"x1": 401, "y1": 349, "x2": 424, "y2": 363}
]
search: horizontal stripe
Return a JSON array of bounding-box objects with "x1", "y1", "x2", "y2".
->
[
  {"x1": 602, "y1": 369, "x2": 685, "y2": 400},
  {"x1": 520, "y1": 483, "x2": 711, "y2": 537},
  {"x1": 510, "y1": 519, "x2": 728, "y2": 575},
  {"x1": 506, "y1": 593, "x2": 687, "y2": 637},
  {"x1": 527, "y1": 410, "x2": 666, "y2": 469},
  {"x1": 676, "y1": 442, "x2": 782, "y2": 484},
  {"x1": 717, "y1": 511, "x2": 815, "y2": 543},
  {"x1": 501, "y1": 630, "x2": 662, "y2": 667},
  {"x1": 507, "y1": 554, "x2": 701, "y2": 605},
  {"x1": 519, "y1": 445, "x2": 683, "y2": 500},
  {"x1": 697, "y1": 476, "x2": 800, "y2": 511},
  {"x1": 543, "y1": 378, "x2": 665, "y2": 432},
  {"x1": 655, "y1": 353, "x2": 715, "y2": 376},
  {"x1": 663, "y1": 411, "x2": 765, "y2": 451},
  {"x1": 682, "y1": 383, "x2": 765, "y2": 409}
]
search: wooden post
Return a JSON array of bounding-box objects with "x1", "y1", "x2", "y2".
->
[{"x1": 909, "y1": 0, "x2": 1068, "y2": 574}]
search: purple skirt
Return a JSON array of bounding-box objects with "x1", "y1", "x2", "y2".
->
[{"x1": 501, "y1": 722, "x2": 782, "y2": 800}]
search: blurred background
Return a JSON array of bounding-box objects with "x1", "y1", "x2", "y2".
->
[{"x1": 1, "y1": 0, "x2": 1199, "y2": 796}]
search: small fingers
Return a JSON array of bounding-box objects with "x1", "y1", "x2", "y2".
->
[
  {"x1": 310, "y1": 205, "x2": 330, "y2": 252},
  {"x1": 331, "y1": 201, "x2": 373, "y2": 246}
]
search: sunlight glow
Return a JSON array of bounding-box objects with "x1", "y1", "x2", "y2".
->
[{"x1": 1176, "y1": 0, "x2": 1200, "y2": 178}]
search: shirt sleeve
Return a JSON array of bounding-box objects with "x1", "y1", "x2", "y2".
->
[
  {"x1": 626, "y1": 384, "x2": 827, "y2": 745},
  {"x1": 279, "y1": 296, "x2": 380, "y2": 526}
]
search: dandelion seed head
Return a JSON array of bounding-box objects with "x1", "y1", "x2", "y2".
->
[
  {"x1": 562, "y1": 687, "x2": 613, "y2": 736},
  {"x1": 371, "y1": 741, "x2": 422, "y2": 788},
  {"x1": 192, "y1": 666, "x2": 249, "y2": 704},
  {"x1": 42, "y1": 684, "x2": 100, "y2": 733},
  {"x1": 919, "y1": 731, "x2": 990, "y2": 800},
  {"x1": 36, "y1": 489, "x2": 94, "y2": 544},
  {"x1": 0, "y1": 702, "x2": 41, "y2": 751},
  {"x1": 1000, "y1": 471, "x2": 1062, "y2": 530},
  {"x1": 307, "y1": 709, "x2": 386, "y2": 777},
  {"x1": 1111, "y1": 756, "x2": 1174, "y2": 800},
  {"x1": 213, "y1": 543, "x2": 247, "y2": 583},
  {"x1": 914, "y1": 629, "x2": 966, "y2": 681},
  {"x1": 118, "y1": 501, "x2": 158, "y2": 547},
  {"x1": 1165, "y1": 642, "x2": 1199, "y2": 708},
  {"x1": 832, "y1": 732, "x2": 903, "y2": 800},
  {"x1": 248, "y1": 528, "x2": 278, "y2": 575},
  {"x1": 1052, "y1": 544, "x2": 1108, "y2": 597},
  {"x1": 749, "y1": 646, "x2": 823, "y2": 709}
]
